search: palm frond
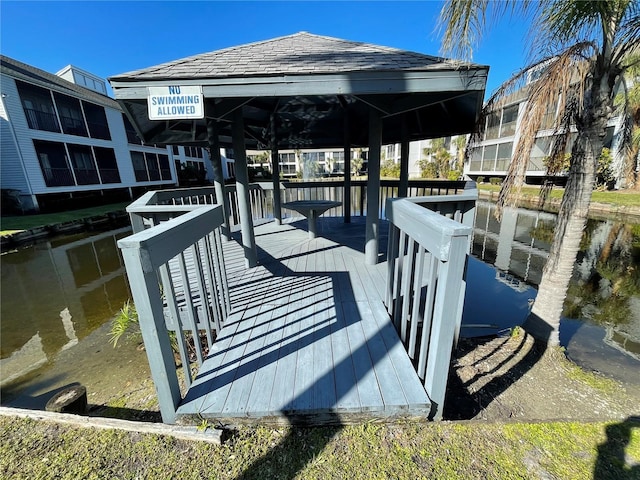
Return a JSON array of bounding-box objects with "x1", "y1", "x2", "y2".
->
[
  {"x1": 439, "y1": 0, "x2": 533, "y2": 60},
  {"x1": 613, "y1": 0, "x2": 640, "y2": 63},
  {"x1": 494, "y1": 42, "x2": 595, "y2": 219}
]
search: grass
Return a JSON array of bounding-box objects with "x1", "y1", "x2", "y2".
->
[
  {"x1": 478, "y1": 184, "x2": 640, "y2": 208},
  {"x1": 1, "y1": 416, "x2": 638, "y2": 479},
  {"x1": 0, "y1": 202, "x2": 130, "y2": 234}
]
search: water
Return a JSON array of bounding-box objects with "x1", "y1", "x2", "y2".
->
[
  {"x1": 465, "y1": 201, "x2": 640, "y2": 384},
  {"x1": 1, "y1": 227, "x2": 132, "y2": 401},
  {"x1": 2, "y1": 202, "x2": 638, "y2": 403}
]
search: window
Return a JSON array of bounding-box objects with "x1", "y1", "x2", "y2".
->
[
  {"x1": 68, "y1": 144, "x2": 99, "y2": 185},
  {"x1": 540, "y1": 103, "x2": 558, "y2": 130},
  {"x1": 278, "y1": 152, "x2": 296, "y2": 163},
  {"x1": 131, "y1": 151, "x2": 148, "y2": 181},
  {"x1": 83, "y1": 102, "x2": 111, "y2": 140},
  {"x1": 94, "y1": 147, "x2": 121, "y2": 183},
  {"x1": 158, "y1": 154, "x2": 172, "y2": 180},
  {"x1": 172, "y1": 145, "x2": 180, "y2": 155},
  {"x1": 529, "y1": 138, "x2": 551, "y2": 170},
  {"x1": 16, "y1": 81, "x2": 60, "y2": 132},
  {"x1": 500, "y1": 105, "x2": 518, "y2": 137},
  {"x1": 33, "y1": 140, "x2": 74, "y2": 186},
  {"x1": 469, "y1": 147, "x2": 482, "y2": 171},
  {"x1": 495, "y1": 142, "x2": 513, "y2": 170},
  {"x1": 485, "y1": 112, "x2": 501, "y2": 140},
  {"x1": 53, "y1": 93, "x2": 87, "y2": 137},
  {"x1": 122, "y1": 114, "x2": 141, "y2": 144},
  {"x1": 482, "y1": 144, "x2": 497, "y2": 170},
  {"x1": 145, "y1": 152, "x2": 161, "y2": 181},
  {"x1": 184, "y1": 146, "x2": 204, "y2": 158}
]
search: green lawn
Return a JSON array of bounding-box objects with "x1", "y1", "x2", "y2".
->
[
  {"x1": 1, "y1": 417, "x2": 638, "y2": 479},
  {"x1": 0, "y1": 202, "x2": 130, "y2": 235},
  {"x1": 478, "y1": 184, "x2": 640, "y2": 208}
]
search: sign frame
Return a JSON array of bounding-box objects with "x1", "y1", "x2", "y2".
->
[{"x1": 147, "y1": 85, "x2": 204, "y2": 120}]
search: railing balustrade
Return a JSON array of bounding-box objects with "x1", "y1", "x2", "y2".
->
[
  {"x1": 41, "y1": 167, "x2": 75, "y2": 187},
  {"x1": 118, "y1": 204, "x2": 229, "y2": 424},
  {"x1": 385, "y1": 188, "x2": 476, "y2": 420},
  {"x1": 119, "y1": 180, "x2": 475, "y2": 423}
]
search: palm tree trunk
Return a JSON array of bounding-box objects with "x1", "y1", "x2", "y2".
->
[{"x1": 526, "y1": 126, "x2": 601, "y2": 345}]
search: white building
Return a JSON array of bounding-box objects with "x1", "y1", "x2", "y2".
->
[
  {"x1": 464, "y1": 86, "x2": 626, "y2": 186},
  {"x1": 0, "y1": 56, "x2": 232, "y2": 213}
]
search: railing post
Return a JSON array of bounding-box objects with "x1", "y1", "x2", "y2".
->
[
  {"x1": 423, "y1": 235, "x2": 469, "y2": 420},
  {"x1": 119, "y1": 245, "x2": 181, "y2": 424}
]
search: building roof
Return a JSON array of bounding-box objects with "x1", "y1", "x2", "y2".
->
[
  {"x1": 109, "y1": 32, "x2": 489, "y2": 150},
  {"x1": 1, "y1": 55, "x2": 119, "y2": 110},
  {"x1": 112, "y1": 32, "x2": 463, "y2": 81}
]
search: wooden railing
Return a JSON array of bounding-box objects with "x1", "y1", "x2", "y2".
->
[
  {"x1": 385, "y1": 188, "x2": 476, "y2": 420},
  {"x1": 127, "y1": 179, "x2": 469, "y2": 231},
  {"x1": 119, "y1": 202, "x2": 229, "y2": 424}
]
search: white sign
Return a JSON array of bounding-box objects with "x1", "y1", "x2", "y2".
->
[{"x1": 147, "y1": 85, "x2": 204, "y2": 120}]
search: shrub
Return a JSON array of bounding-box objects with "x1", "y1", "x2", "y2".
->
[
  {"x1": 489, "y1": 177, "x2": 502, "y2": 185},
  {"x1": 476, "y1": 176, "x2": 485, "y2": 184},
  {"x1": 380, "y1": 159, "x2": 400, "y2": 178},
  {"x1": 447, "y1": 170, "x2": 461, "y2": 181}
]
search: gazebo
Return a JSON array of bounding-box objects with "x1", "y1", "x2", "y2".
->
[{"x1": 109, "y1": 32, "x2": 488, "y2": 266}]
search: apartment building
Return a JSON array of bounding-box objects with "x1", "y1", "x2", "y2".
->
[
  {"x1": 0, "y1": 56, "x2": 228, "y2": 213},
  {"x1": 464, "y1": 86, "x2": 626, "y2": 186}
]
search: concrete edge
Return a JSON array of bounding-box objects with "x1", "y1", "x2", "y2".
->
[{"x1": 0, "y1": 406, "x2": 225, "y2": 445}]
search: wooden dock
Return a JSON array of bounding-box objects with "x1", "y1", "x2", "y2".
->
[{"x1": 175, "y1": 217, "x2": 431, "y2": 425}]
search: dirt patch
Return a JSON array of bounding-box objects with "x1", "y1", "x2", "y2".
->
[{"x1": 445, "y1": 330, "x2": 640, "y2": 421}]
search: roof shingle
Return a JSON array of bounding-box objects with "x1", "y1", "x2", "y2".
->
[{"x1": 110, "y1": 32, "x2": 469, "y2": 81}]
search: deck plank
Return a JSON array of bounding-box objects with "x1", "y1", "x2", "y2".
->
[{"x1": 176, "y1": 217, "x2": 431, "y2": 425}]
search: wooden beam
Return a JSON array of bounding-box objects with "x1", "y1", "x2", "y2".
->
[
  {"x1": 365, "y1": 108, "x2": 382, "y2": 265},
  {"x1": 231, "y1": 108, "x2": 257, "y2": 267},
  {"x1": 343, "y1": 111, "x2": 351, "y2": 224},
  {"x1": 399, "y1": 115, "x2": 409, "y2": 198},
  {"x1": 206, "y1": 114, "x2": 231, "y2": 240},
  {"x1": 271, "y1": 113, "x2": 282, "y2": 225}
]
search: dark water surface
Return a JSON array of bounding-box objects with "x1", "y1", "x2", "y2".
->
[
  {"x1": 1, "y1": 227, "x2": 133, "y2": 403},
  {"x1": 465, "y1": 201, "x2": 640, "y2": 384}
]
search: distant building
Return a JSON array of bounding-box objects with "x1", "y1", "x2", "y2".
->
[
  {"x1": 0, "y1": 56, "x2": 233, "y2": 213},
  {"x1": 464, "y1": 80, "x2": 626, "y2": 186}
]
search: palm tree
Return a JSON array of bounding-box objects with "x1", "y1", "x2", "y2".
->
[
  {"x1": 620, "y1": 56, "x2": 640, "y2": 187},
  {"x1": 440, "y1": 0, "x2": 640, "y2": 345}
]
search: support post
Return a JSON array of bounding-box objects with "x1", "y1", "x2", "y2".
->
[
  {"x1": 399, "y1": 115, "x2": 409, "y2": 198},
  {"x1": 365, "y1": 109, "x2": 382, "y2": 265},
  {"x1": 207, "y1": 116, "x2": 231, "y2": 240},
  {"x1": 119, "y1": 246, "x2": 181, "y2": 424},
  {"x1": 232, "y1": 108, "x2": 257, "y2": 267},
  {"x1": 343, "y1": 112, "x2": 351, "y2": 223},
  {"x1": 270, "y1": 113, "x2": 282, "y2": 225}
]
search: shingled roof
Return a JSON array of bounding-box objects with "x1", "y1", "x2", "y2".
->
[
  {"x1": 109, "y1": 32, "x2": 488, "y2": 149},
  {"x1": 111, "y1": 32, "x2": 461, "y2": 81}
]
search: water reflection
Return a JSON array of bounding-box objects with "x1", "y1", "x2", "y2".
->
[
  {"x1": 0, "y1": 227, "x2": 131, "y2": 390},
  {"x1": 470, "y1": 201, "x2": 640, "y2": 379}
]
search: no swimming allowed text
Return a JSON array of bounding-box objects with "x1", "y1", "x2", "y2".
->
[{"x1": 147, "y1": 85, "x2": 204, "y2": 120}]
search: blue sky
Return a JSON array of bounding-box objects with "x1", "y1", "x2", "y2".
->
[{"x1": 1, "y1": 1, "x2": 530, "y2": 97}]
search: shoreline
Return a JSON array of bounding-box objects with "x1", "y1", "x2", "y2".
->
[{"x1": 478, "y1": 189, "x2": 640, "y2": 222}]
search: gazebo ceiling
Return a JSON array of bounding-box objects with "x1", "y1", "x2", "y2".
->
[{"x1": 109, "y1": 32, "x2": 488, "y2": 150}]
